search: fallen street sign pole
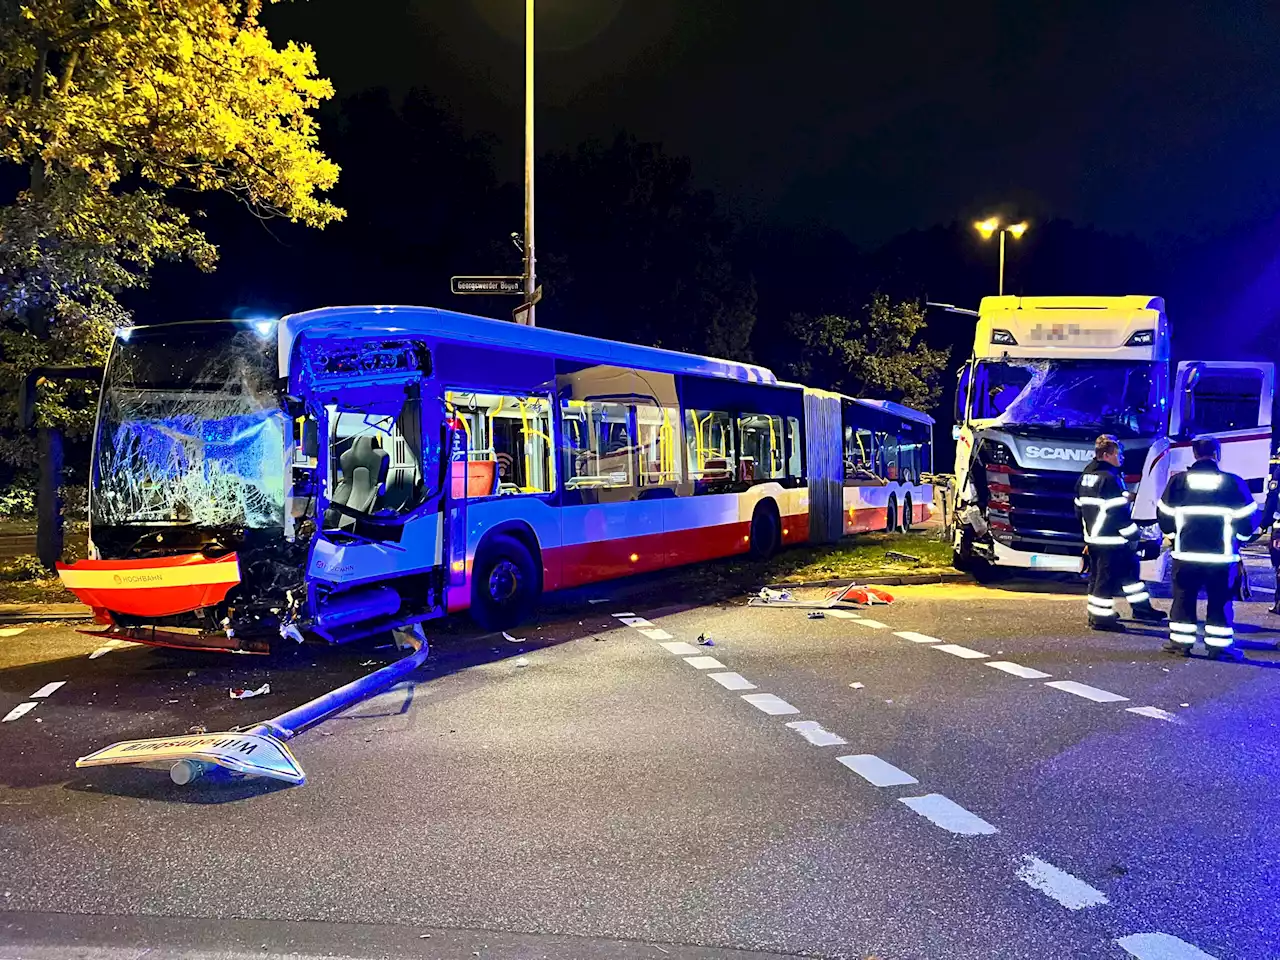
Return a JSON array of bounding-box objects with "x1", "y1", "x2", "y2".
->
[
  {"x1": 450, "y1": 276, "x2": 525, "y2": 295},
  {"x1": 75, "y1": 625, "x2": 429, "y2": 788}
]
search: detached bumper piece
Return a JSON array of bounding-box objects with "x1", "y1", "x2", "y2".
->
[
  {"x1": 79, "y1": 624, "x2": 270, "y2": 655},
  {"x1": 57, "y1": 553, "x2": 256, "y2": 652}
]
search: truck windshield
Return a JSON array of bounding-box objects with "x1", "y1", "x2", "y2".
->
[
  {"x1": 971, "y1": 359, "x2": 1167, "y2": 438},
  {"x1": 92, "y1": 323, "x2": 287, "y2": 529}
]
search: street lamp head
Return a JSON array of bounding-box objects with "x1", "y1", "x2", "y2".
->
[
  {"x1": 974, "y1": 217, "x2": 1000, "y2": 240},
  {"x1": 1007, "y1": 221, "x2": 1029, "y2": 239}
]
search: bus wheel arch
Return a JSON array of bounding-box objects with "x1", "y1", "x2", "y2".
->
[
  {"x1": 471, "y1": 524, "x2": 543, "y2": 631},
  {"x1": 749, "y1": 498, "x2": 781, "y2": 560}
]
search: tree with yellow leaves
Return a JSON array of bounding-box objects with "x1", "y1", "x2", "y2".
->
[{"x1": 0, "y1": 0, "x2": 343, "y2": 448}]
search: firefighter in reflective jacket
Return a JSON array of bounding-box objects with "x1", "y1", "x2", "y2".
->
[
  {"x1": 1074, "y1": 435, "x2": 1165, "y2": 631},
  {"x1": 1263, "y1": 461, "x2": 1280, "y2": 615},
  {"x1": 1157, "y1": 436, "x2": 1259, "y2": 658}
]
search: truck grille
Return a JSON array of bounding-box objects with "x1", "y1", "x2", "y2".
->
[{"x1": 982, "y1": 444, "x2": 1084, "y2": 556}]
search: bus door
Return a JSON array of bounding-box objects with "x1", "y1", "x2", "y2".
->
[{"x1": 1166, "y1": 361, "x2": 1274, "y2": 498}]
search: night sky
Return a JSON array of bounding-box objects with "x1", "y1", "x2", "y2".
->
[{"x1": 265, "y1": 0, "x2": 1280, "y2": 246}]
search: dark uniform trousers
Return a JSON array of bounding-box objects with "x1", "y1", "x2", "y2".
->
[
  {"x1": 1168, "y1": 560, "x2": 1237, "y2": 641},
  {"x1": 1087, "y1": 545, "x2": 1148, "y2": 613}
]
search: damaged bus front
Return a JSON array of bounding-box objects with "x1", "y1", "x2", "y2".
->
[{"x1": 59, "y1": 318, "x2": 451, "y2": 652}]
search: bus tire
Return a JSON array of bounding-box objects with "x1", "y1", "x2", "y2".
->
[
  {"x1": 471, "y1": 535, "x2": 540, "y2": 632},
  {"x1": 886, "y1": 494, "x2": 900, "y2": 533},
  {"x1": 902, "y1": 494, "x2": 914, "y2": 531},
  {"x1": 749, "y1": 501, "x2": 781, "y2": 560}
]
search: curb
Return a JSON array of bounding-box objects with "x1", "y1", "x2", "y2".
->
[
  {"x1": 0, "y1": 605, "x2": 93, "y2": 624},
  {"x1": 771, "y1": 571, "x2": 974, "y2": 588}
]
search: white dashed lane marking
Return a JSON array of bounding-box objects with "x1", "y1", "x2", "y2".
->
[
  {"x1": 741, "y1": 693, "x2": 800, "y2": 716},
  {"x1": 611, "y1": 612, "x2": 636, "y2": 618},
  {"x1": 89, "y1": 638, "x2": 127, "y2": 659},
  {"x1": 932, "y1": 643, "x2": 988, "y2": 660},
  {"x1": 2, "y1": 702, "x2": 37, "y2": 722},
  {"x1": 837, "y1": 754, "x2": 919, "y2": 787},
  {"x1": 30, "y1": 681, "x2": 65, "y2": 699},
  {"x1": 639, "y1": 628, "x2": 674, "y2": 640},
  {"x1": 683, "y1": 656, "x2": 725, "y2": 670},
  {"x1": 1126, "y1": 706, "x2": 1179, "y2": 722},
  {"x1": 1016, "y1": 854, "x2": 1109, "y2": 910},
  {"x1": 1045, "y1": 680, "x2": 1129, "y2": 703},
  {"x1": 659, "y1": 641, "x2": 702, "y2": 655},
  {"x1": 785, "y1": 720, "x2": 847, "y2": 746},
  {"x1": 825, "y1": 609, "x2": 861, "y2": 619},
  {"x1": 707, "y1": 672, "x2": 756, "y2": 691},
  {"x1": 0, "y1": 626, "x2": 26, "y2": 637},
  {"x1": 850, "y1": 619, "x2": 888, "y2": 630},
  {"x1": 1115, "y1": 932, "x2": 1220, "y2": 959},
  {"x1": 617, "y1": 617, "x2": 654, "y2": 628},
  {"x1": 894, "y1": 630, "x2": 943, "y2": 644},
  {"x1": 900, "y1": 794, "x2": 999, "y2": 835},
  {"x1": 987, "y1": 661, "x2": 1053, "y2": 680}
]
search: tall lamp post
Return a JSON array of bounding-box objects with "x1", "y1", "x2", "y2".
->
[
  {"x1": 520, "y1": 0, "x2": 538, "y2": 326},
  {"x1": 974, "y1": 217, "x2": 1028, "y2": 296}
]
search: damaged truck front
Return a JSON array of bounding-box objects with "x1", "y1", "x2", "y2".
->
[
  {"x1": 951, "y1": 296, "x2": 1273, "y2": 577},
  {"x1": 60, "y1": 317, "x2": 454, "y2": 652}
]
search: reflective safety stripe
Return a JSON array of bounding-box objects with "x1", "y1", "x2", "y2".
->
[
  {"x1": 1085, "y1": 535, "x2": 1129, "y2": 545},
  {"x1": 1118, "y1": 523, "x2": 1139, "y2": 537},
  {"x1": 1076, "y1": 496, "x2": 1129, "y2": 507},
  {"x1": 1088, "y1": 605, "x2": 1118, "y2": 618},
  {"x1": 1186, "y1": 473, "x2": 1223, "y2": 491},
  {"x1": 1172, "y1": 550, "x2": 1238, "y2": 563},
  {"x1": 1169, "y1": 621, "x2": 1198, "y2": 634},
  {"x1": 1231, "y1": 502, "x2": 1259, "y2": 518},
  {"x1": 1125, "y1": 592, "x2": 1151, "y2": 604},
  {"x1": 1157, "y1": 499, "x2": 1175, "y2": 515},
  {"x1": 1122, "y1": 583, "x2": 1145, "y2": 593},
  {"x1": 1167, "y1": 635, "x2": 1195, "y2": 646},
  {"x1": 1236, "y1": 532, "x2": 1253, "y2": 541},
  {"x1": 1204, "y1": 636, "x2": 1234, "y2": 648},
  {"x1": 1087, "y1": 596, "x2": 1115, "y2": 606},
  {"x1": 1204, "y1": 624, "x2": 1234, "y2": 637}
]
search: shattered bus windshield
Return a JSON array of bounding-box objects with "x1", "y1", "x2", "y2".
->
[
  {"x1": 92, "y1": 324, "x2": 287, "y2": 529},
  {"x1": 972, "y1": 359, "x2": 1167, "y2": 438}
]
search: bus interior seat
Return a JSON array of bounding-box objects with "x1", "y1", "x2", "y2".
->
[
  {"x1": 467, "y1": 460, "x2": 498, "y2": 497},
  {"x1": 325, "y1": 436, "x2": 389, "y2": 528}
]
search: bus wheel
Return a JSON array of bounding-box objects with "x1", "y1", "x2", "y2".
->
[
  {"x1": 748, "y1": 502, "x2": 780, "y2": 560},
  {"x1": 471, "y1": 535, "x2": 540, "y2": 631},
  {"x1": 886, "y1": 494, "x2": 900, "y2": 533},
  {"x1": 901, "y1": 494, "x2": 914, "y2": 531}
]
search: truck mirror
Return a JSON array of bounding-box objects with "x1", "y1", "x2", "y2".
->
[
  {"x1": 284, "y1": 395, "x2": 307, "y2": 418},
  {"x1": 952, "y1": 425, "x2": 961, "y2": 441}
]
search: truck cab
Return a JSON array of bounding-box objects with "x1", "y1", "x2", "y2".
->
[{"x1": 951, "y1": 295, "x2": 1272, "y2": 576}]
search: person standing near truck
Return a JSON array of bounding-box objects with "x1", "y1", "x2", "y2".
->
[
  {"x1": 1157, "y1": 436, "x2": 1259, "y2": 658},
  {"x1": 1074, "y1": 434, "x2": 1167, "y2": 631},
  {"x1": 1263, "y1": 460, "x2": 1280, "y2": 614}
]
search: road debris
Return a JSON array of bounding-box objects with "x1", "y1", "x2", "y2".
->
[
  {"x1": 0, "y1": 627, "x2": 26, "y2": 637},
  {"x1": 587, "y1": 599, "x2": 608, "y2": 604},
  {"x1": 502, "y1": 631, "x2": 526, "y2": 643},
  {"x1": 514, "y1": 657, "x2": 530, "y2": 667},
  {"x1": 229, "y1": 683, "x2": 271, "y2": 699},
  {"x1": 807, "y1": 611, "x2": 825, "y2": 619},
  {"x1": 884, "y1": 550, "x2": 920, "y2": 564},
  {"x1": 849, "y1": 682, "x2": 865, "y2": 689},
  {"x1": 359, "y1": 660, "x2": 381, "y2": 667},
  {"x1": 697, "y1": 633, "x2": 715, "y2": 646},
  {"x1": 188, "y1": 724, "x2": 208, "y2": 734}
]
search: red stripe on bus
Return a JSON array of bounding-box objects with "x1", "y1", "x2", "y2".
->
[{"x1": 1148, "y1": 431, "x2": 1271, "y2": 472}]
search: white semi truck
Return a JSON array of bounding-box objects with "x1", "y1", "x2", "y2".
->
[{"x1": 951, "y1": 295, "x2": 1274, "y2": 577}]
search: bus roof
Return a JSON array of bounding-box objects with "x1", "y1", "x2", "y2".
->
[
  {"x1": 278, "y1": 305, "x2": 778, "y2": 385},
  {"x1": 845, "y1": 396, "x2": 935, "y2": 426}
]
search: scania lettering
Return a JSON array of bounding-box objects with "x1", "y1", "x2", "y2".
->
[
  {"x1": 58, "y1": 307, "x2": 934, "y2": 653},
  {"x1": 951, "y1": 295, "x2": 1273, "y2": 576}
]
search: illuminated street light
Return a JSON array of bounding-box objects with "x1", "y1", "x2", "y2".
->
[{"x1": 973, "y1": 217, "x2": 1029, "y2": 296}]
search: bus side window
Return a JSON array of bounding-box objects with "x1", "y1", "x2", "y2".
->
[
  {"x1": 685, "y1": 409, "x2": 735, "y2": 489},
  {"x1": 635, "y1": 403, "x2": 682, "y2": 487},
  {"x1": 786, "y1": 416, "x2": 803, "y2": 480},
  {"x1": 561, "y1": 399, "x2": 634, "y2": 492},
  {"x1": 446, "y1": 391, "x2": 555, "y2": 496},
  {"x1": 843, "y1": 425, "x2": 878, "y2": 485},
  {"x1": 737, "y1": 413, "x2": 785, "y2": 482}
]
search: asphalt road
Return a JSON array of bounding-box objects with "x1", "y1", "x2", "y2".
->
[{"x1": 1, "y1": 559, "x2": 1278, "y2": 960}]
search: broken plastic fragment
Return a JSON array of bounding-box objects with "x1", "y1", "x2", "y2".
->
[
  {"x1": 514, "y1": 657, "x2": 530, "y2": 668},
  {"x1": 807, "y1": 611, "x2": 825, "y2": 619},
  {"x1": 697, "y1": 633, "x2": 715, "y2": 646},
  {"x1": 502, "y1": 631, "x2": 526, "y2": 643},
  {"x1": 849, "y1": 682, "x2": 865, "y2": 689},
  {"x1": 229, "y1": 683, "x2": 271, "y2": 699}
]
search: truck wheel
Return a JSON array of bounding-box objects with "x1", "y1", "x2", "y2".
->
[
  {"x1": 749, "y1": 501, "x2": 781, "y2": 560},
  {"x1": 471, "y1": 535, "x2": 540, "y2": 631},
  {"x1": 902, "y1": 494, "x2": 914, "y2": 531},
  {"x1": 886, "y1": 494, "x2": 900, "y2": 533}
]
